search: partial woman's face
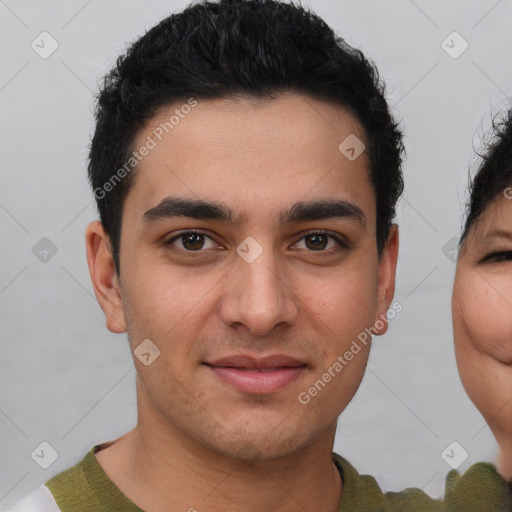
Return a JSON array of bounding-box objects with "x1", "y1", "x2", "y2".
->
[{"x1": 452, "y1": 194, "x2": 512, "y2": 421}]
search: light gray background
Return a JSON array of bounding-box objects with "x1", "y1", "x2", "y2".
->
[{"x1": 1, "y1": 0, "x2": 511, "y2": 508}]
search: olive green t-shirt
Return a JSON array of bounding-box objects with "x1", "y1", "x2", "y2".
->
[{"x1": 10, "y1": 442, "x2": 512, "y2": 511}]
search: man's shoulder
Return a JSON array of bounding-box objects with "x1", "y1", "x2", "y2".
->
[
  {"x1": 5, "y1": 444, "x2": 137, "y2": 512},
  {"x1": 42, "y1": 446, "x2": 105, "y2": 512},
  {"x1": 333, "y1": 452, "x2": 512, "y2": 512},
  {"x1": 5, "y1": 448, "x2": 98, "y2": 512}
]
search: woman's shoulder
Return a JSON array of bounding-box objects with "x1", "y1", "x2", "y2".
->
[{"x1": 332, "y1": 452, "x2": 512, "y2": 512}]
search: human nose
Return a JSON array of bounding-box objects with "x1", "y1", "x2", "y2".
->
[{"x1": 219, "y1": 246, "x2": 298, "y2": 337}]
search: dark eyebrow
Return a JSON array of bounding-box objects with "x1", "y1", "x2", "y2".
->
[
  {"x1": 277, "y1": 199, "x2": 366, "y2": 226},
  {"x1": 142, "y1": 197, "x2": 246, "y2": 226},
  {"x1": 142, "y1": 197, "x2": 366, "y2": 227}
]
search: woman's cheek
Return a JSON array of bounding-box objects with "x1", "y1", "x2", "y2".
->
[{"x1": 463, "y1": 291, "x2": 512, "y2": 364}]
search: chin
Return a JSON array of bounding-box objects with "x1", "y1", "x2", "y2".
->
[{"x1": 202, "y1": 425, "x2": 312, "y2": 463}]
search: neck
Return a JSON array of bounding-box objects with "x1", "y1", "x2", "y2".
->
[
  {"x1": 496, "y1": 441, "x2": 512, "y2": 482},
  {"x1": 96, "y1": 414, "x2": 343, "y2": 512}
]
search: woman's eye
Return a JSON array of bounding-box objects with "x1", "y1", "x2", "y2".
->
[
  {"x1": 482, "y1": 251, "x2": 512, "y2": 263},
  {"x1": 166, "y1": 232, "x2": 218, "y2": 252},
  {"x1": 294, "y1": 232, "x2": 346, "y2": 251}
]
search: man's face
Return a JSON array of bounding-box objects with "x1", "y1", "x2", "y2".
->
[{"x1": 91, "y1": 94, "x2": 397, "y2": 461}]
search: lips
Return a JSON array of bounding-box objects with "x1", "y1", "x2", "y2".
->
[
  {"x1": 206, "y1": 354, "x2": 306, "y2": 369},
  {"x1": 203, "y1": 354, "x2": 308, "y2": 394}
]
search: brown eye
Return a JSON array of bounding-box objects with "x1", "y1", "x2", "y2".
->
[
  {"x1": 305, "y1": 233, "x2": 329, "y2": 250},
  {"x1": 181, "y1": 233, "x2": 205, "y2": 250},
  {"x1": 293, "y1": 231, "x2": 348, "y2": 252},
  {"x1": 165, "y1": 231, "x2": 217, "y2": 252}
]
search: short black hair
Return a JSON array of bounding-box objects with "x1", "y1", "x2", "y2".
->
[
  {"x1": 88, "y1": 0, "x2": 404, "y2": 274},
  {"x1": 460, "y1": 108, "x2": 512, "y2": 245}
]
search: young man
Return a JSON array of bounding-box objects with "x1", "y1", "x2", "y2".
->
[{"x1": 8, "y1": 0, "x2": 512, "y2": 510}]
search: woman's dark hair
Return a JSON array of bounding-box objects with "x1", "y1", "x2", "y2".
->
[
  {"x1": 460, "y1": 108, "x2": 512, "y2": 245},
  {"x1": 88, "y1": 0, "x2": 404, "y2": 274}
]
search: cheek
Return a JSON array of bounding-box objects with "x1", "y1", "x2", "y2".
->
[
  {"x1": 300, "y1": 266, "x2": 378, "y2": 347},
  {"x1": 296, "y1": 273, "x2": 376, "y2": 413},
  {"x1": 121, "y1": 263, "x2": 215, "y2": 358},
  {"x1": 126, "y1": 244, "x2": 217, "y2": 306},
  {"x1": 455, "y1": 275, "x2": 512, "y2": 364}
]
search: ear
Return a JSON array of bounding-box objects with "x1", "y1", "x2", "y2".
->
[
  {"x1": 85, "y1": 221, "x2": 126, "y2": 333},
  {"x1": 372, "y1": 224, "x2": 399, "y2": 336}
]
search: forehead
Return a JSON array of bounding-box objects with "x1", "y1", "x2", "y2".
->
[
  {"x1": 124, "y1": 93, "x2": 375, "y2": 226},
  {"x1": 465, "y1": 194, "x2": 512, "y2": 245}
]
